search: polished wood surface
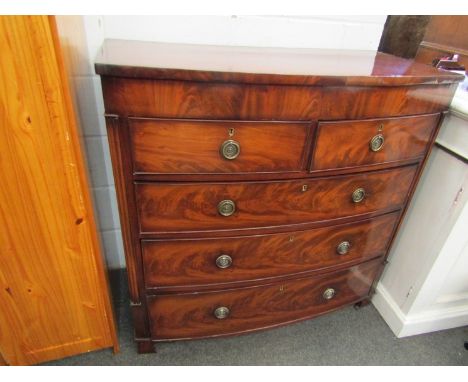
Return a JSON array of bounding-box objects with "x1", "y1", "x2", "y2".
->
[
  {"x1": 142, "y1": 213, "x2": 398, "y2": 290},
  {"x1": 54, "y1": 16, "x2": 119, "y2": 355},
  {"x1": 148, "y1": 258, "x2": 381, "y2": 340},
  {"x1": 136, "y1": 166, "x2": 417, "y2": 234},
  {"x1": 95, "y1": 39, "x2": 460, "y2": 352},
  {"x1": 422, "y1": 16, "x2": 468, "y2": 52},
  {"x1": 0, "y1": 16, "x2": 117, "y2": 365},
  {"x1": 129, "y1": 119, "x2": 311, "y2": 174},
  {"x1": 311, "y1": 113, "x2": 439, "y2": 171},
  {"x1": 95, "y1": 39, "x2": 463, "y2": 86},
  {"x1": 106, "y1": 117, "x2": 142, "y2": 303},
  {"x1": 319, "y1": 84, "x2": 457, "y2": 120},
  {"x1": 415, "y1": 16, "x2": 468, "y2": 68},
  {"x1": 102, "y1": 78, "x2": 457, "y2": 120}
]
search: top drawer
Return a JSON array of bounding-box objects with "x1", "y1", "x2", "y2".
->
[
  {"x1": 101, "y1": 78, "x2": 456, "y2": 120},
  {"x1": 129, "y1": 119, "x2": 310, "y2": 175},
  {"x1": 311, "y1": 113, "x2": 439, "y2": 171}
]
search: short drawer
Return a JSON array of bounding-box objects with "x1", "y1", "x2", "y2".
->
[
  {"x1": 136, "y1": 165, "x2": 417, "y2": 234},
  {"x1": 147, "y1": 258, "x2": 381, "y2": 340},
  {"x1": 129, "y1": 119, "x2": 310, "y2": 174},
  {"x1": 142, "y1": 212, "x2": 398, "y2": 289},
  {"x1": 310, "y1": 113, "x2": 439, "y2": 171}
]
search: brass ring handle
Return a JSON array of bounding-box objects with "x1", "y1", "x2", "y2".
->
[
  {"x1": 370, "y1": 134, "x2": 385, "y2": 152},
  {"x1": 352, "y1": 188, "x2": 366, "y2": 203},
  {"x1": 220, "y1": 139, "x2": 240, "y2": 160},
  {"x1": 323, "y1": 288, "x2": 336, "y2": 300},
  {"x1": 216, "y1": 254, "x2": 233, "y2": 269},
  {"x1": 217, "y1": 200, "x2": 236, "y2": 216},
  {"x1": 336, "y1": 241, "x2": 351, "y2": 255},
  {"x1": 214, "y1": 306, "x2": 230, "y2": 319}
]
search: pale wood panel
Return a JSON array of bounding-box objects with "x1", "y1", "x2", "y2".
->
[
  {"x1": 0, "y1": 351, "x2": 7, "y2": 366},
  {"x1": 0, "y1": 16, "x2": 117, "y2": 365},
  {"x1": 52, "y1": 15, "x2": 119, "y2": 353}
]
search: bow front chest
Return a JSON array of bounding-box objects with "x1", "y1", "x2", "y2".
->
[{"x1": 95, "y1": 40, "x2": 463, "y2": 353}]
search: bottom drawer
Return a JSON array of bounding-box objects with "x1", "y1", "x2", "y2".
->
[{"x1": 148, "y1": 258, "x2": 381, "y2": 340}]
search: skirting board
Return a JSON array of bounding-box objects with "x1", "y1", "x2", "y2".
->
[{"x1": 372, "y1": 282, "x2": 468, "y2": 338}]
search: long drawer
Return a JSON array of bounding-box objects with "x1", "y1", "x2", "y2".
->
[
  {"x1": 136, "y1": 165, "x2": 417, "y2": 234},
  {"x1": 311, "y1": 113, "x2": 439, "y2": 171},
  {"x1": 142, "y1": 212, "x2": 398, "y2": 289},
  {"x1": 129, "y1": 119, "x2": 311, "y2": 175},
  {"x1": 147, "y1": 258, "x2": 381, "y2": 340},
  {"x1": 101, "y1": 77, "x2": 456, "y2": 120}
]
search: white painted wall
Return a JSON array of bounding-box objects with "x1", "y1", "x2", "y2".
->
[
  {"x1": 372, "y1": 107, "x2": 468, "y2": 337},
  {"x1": 75, "y1": 15, "x2": 386, "y2": 268},
  {"x1": 101, "y1": 15, "x2": 386, "y2": 50}
]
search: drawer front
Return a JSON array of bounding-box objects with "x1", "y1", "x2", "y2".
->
[
  {"x1": 101, "y1": 78, "x2": 455, "y2": 120},
  {"x1": 147, "y1": 258, "x2": 381, "y2": 340},
  {"x1": 129, "y1": 119, "x2": 310, "y2": 174},
  {"x1": 311, "y1": 113, "x2": 439, "y2": 171},
  {"x1": 142, "y1": 212, "x2": 398, "y2": 289},
  {"x1": 136, "y1": 165, "x2": 417, "y2": 234}
]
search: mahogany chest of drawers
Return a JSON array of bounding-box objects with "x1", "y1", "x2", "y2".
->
[{"x1": 95, "y1": 40, "x2": 463, "y2": 353}]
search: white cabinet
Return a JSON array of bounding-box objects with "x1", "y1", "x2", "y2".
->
[{"x1": 372, "y1": 105, "x2": 468, "y2": 337}]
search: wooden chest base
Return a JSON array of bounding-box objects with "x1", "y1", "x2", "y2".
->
[{"x1": 95, "y1": 40, "x2": 462, "y2": 353}]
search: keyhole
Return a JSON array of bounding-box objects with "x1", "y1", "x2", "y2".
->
[{"x1": 228, "y1": 128, "x2": 235, "y2": 137}]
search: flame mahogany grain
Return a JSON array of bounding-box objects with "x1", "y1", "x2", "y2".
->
[
  {"x1": 101, "y1": 77, "x2": 458, "y2": 120},
  {"x1": 147, "y1": 258, "x2": 382, "y2": 340},
  {"x1": 311, "y1": 113, "x2": 440, "y2": 171},
  {"x1": 95, "y1": 40, "x2": 462, "y2": 352},
  {"x1": 135, "y1": 166, "x2": 417, "y2": 234},
  {"x1": 142, "y1": 212, "x2": 399, "y2": 291},
  {"x1": 129, "y1": 119, "x2": 312, "y2": 175}
]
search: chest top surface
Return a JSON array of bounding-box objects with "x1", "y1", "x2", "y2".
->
[{"x1": 95, "y1": 39, "x2": 464, "y2": 87}]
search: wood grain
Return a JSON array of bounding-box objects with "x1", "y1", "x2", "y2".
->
[
  {"x1": 0, "y1": 16, "x2": 116, "y2": 365},
  {"x1": 53, "y1": 15, "x2": 119, "y2": 355},
  {"x1": 101, "y1": 77, "x2": 458, "y2": 120},
  {"x1": 422, "y1": 16, "x2": 468, "y2": 52},
  {"x1": 319, "y1": 84, "x2": 458, "y2": 120},
  {"x1": 95, "y1": 39, "x2": 460, "y2": 352},
  {"x1": 147, "y1": 258, "x2": 381, "y2": 340},
  {"x1": 415, "y1": 16, "x2": 468, "y2": 68},
  {"x1": 106, "y1": 117, "x2": 142, "y2": 303},
  {"x1": 311, "y1": 113, "x2": 439, "y2": 171},
  {"x1": 102, "y1": 77, "x2": 321, "y2": 120},
  {"x1": 129, "y1": 118, "x2": 311, "y2": 174},
  {"x1": 142, "y1": 212, "x2": 399, "y2": 290},
  {"x1": 136, "y1": 166, "x2": 417, "y2": 234},
  {"x1": 105, "y1": 117, "x2": 153, "y2": 341}
]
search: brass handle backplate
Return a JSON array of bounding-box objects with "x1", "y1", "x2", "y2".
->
[
  {"x1": 218, "y1": 200, "x2": 236, "y2": 216},
  {"x1": 336, "y1": 241, "x2": 351, "y2": 255},
  {"x1": 370, "y1": 134, "x2": 385, "y2": 152},
  {"x1": 214, "y1": 306, "x2": 230, "y2": 319},
  {"x1": 220, "y1": 139, "x2": 240, "y2": 160},
  {"x1": 352, "y1": 188, "x2": 366, "y2": 203},
  {"x1": 216, "y1": 254, "x2": 233, "y2": 269},
  {"x1": 323, "y1": 288, "x2": 336, "y2": 300}
]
